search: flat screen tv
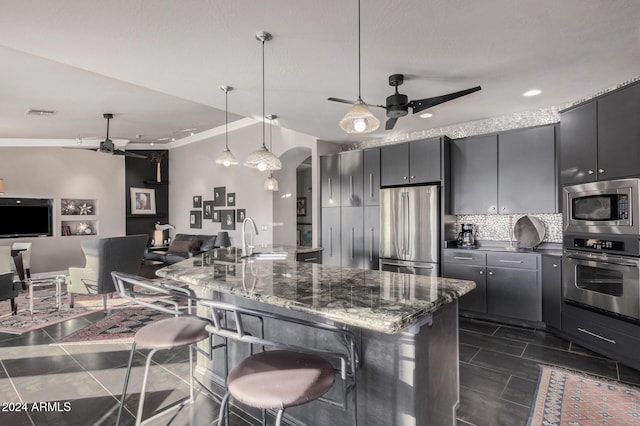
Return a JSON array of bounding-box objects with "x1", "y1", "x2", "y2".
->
[{"x1": 0, "y1": 198, "x2": 53, "y2": 238}]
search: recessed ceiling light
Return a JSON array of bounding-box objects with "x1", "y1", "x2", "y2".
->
[
  {"x1": 419, "y1": 112, "x2": 433, "y2": 118},
  {"x1": 523, "y1": 89, "x2": 542, "y2": 97}
]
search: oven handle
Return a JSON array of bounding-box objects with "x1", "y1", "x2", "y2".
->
[{"x1": 564, "y1": 252, "x2": 640, "y2": 268}]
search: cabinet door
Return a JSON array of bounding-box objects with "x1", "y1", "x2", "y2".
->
[
  {"x1": 442, "y1": 263, "x2": 487, "y2": 313},
  {"x1": 487, "y1": 267, "x2": 541, "y2": 322},
  {"x1": 498, "y1": 126, "x2": 557, "y2": 213},
  {"x1": 363, "y1": 148, "x2": 381, "y2": 206},
  {"x1": 341, "y1": 206, "x2": 364, "y2": 269},
  {"x1": 380, "y1": 143, "x2": 409, "y2": 187},
  {"x1": 541, "y1": 255, "x2": 562, "y2": 330},
  {"x1": 340, "y1": 150, "x2": 364, "y2": 207},
  {"x1": 363, "y1": 206, "x2": 379, "y2": 270},
  {"x1": 559, "y1": 102, "x2": 597, "y2": 185},
  {"x1": 321, "y1": 155, "x2": 340, "y2": 207},
  {"x1": 451, "y1": 135, "x2": 498, "y2": 214},
  {"x1": 321, "y1": 207, "x2": 341, "y2": 266},
  {"x1": 597, "y1": 83, "x2": 640, "y2": 180},
  {"x1": 409, "y1": 137, "x2": 441, "y2": 183}
]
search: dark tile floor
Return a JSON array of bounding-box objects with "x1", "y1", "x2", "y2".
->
[{"x1": 1, "y1": 312, "x2": 639, "y2": 425}]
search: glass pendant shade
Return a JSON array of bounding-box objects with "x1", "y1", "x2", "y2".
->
[
  {"x1": 244, "y1": 146, "x2": 281, "y2": 171},
  {"x1": 215, "y1": 147, "x2": 238, "y2": 167},
  {"x1": 339, "y1": 99, "x2": 380, "y2": 133},
  {"x1": 264, "y1": 172, "x2": 279, "y2": 191}
]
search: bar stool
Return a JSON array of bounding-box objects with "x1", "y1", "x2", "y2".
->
[
  {"x1": 199, "y1": 299, "x2": 358, "y2": 426},
  {"x1": 111, "y1": 272, "x2": 210, "y2": 426}
]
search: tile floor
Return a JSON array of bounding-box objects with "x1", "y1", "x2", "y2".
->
[{"x1": 0, "y1": 311, "x2": 639, "y2": 425}]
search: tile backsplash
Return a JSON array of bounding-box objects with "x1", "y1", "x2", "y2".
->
[{"x1": 454, "y1": 213, "x2": 563, "y2": 243}]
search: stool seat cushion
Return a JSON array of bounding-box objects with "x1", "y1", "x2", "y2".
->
[
  {"x1": 228, "y1": 350, "x2": 335, "y2": 410},
  {"x1": 134, "y1": 316, "x2": 209, "y2": 350}
]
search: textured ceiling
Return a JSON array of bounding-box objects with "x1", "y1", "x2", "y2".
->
[{"x1": 1, "y1": 0, "x2": 639, "y2": 147}]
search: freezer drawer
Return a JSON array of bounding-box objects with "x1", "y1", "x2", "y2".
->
[{"x1": 380, "y1": 259, "x2": 438, "y2": 277}]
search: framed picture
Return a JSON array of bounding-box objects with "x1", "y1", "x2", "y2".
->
[
  {"x1": 227, "y1": 192, "x2": 236, "y2": 206},
  {"x1": 296, "y1": 197, "x2": 307, "y2": 217},
  {"x1": 203, "y1": 200, "x2": 214, "y2": 219},
  {"x1": 190, "y1": 210, "x2": 202, "y2": 229},
  {"x1": 130, "y1": 187, "x2": 156, "y2": 215},
  {"x1": 213, "y1": 187, "x2": 226, "y2": 207},
  {"x1": 193, "y1": 195, "x2": 202, "y2": 208},
  {"x1": 212, "y1": 210, "x2": 221, "y2": 223},
  {"x1": 221, "y1": 209, "x2": 236, "y2": 230},
  {"x1": 236, "y1": 209, "x2": 246, "y2": 222}
]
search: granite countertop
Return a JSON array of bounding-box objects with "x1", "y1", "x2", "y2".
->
[
  {"x1": 446, "y1": 241, "x2": 563, "y2": 256},
  {"x1": 156, "y1": 245, "x2": 476, "y2": 334}
]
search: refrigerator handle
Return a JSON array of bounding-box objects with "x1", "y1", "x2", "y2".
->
[
  {"x1": 400, "y1": 192, "x2": 405, "y2": 256},
  {"x1": 349, "y1": 175, "x2": 354, "y2": 200},
  {"x1": 404, "y1": 191, "x2": 410, "y2": 256}
]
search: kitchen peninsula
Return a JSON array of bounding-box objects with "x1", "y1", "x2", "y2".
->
[{"x1": 156, "y1": 247, "x2": 476, "y2": 426}]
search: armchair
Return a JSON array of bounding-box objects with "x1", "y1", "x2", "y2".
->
[
  {"x1": 66, "y1": 234, "x2": 148, "y2": 311},
  {"x1": 0, "y1": 246, "x2": 19, "y2": 315}
]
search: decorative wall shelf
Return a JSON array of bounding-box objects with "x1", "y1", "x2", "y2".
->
[{"x1": 60, "y1": 198, "x2": 98, "y2": 236}]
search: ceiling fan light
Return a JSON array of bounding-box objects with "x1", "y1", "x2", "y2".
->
[
  {"x1": 264, "y1": 172, "x2": 279, "y2": 191},
  {"x1": 215, "y1": 147, "x2": 238, "y2": 167},
  {"x1": 339, "y1": 101, "x2": 380, "y2": 133},
  {"x1": 244, "y1": 146, "x2": 282, "y2": 171}
]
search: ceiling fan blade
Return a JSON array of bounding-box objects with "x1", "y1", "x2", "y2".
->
[
  {"x1": 410, "y1": 86, "x2": 481, "y2": 114},
  {"x1": 118, "y1": 150, "x2": 148, "y2": 159},
  {"x1": 385, "y1": 117, "x2": 398, "y2": 130},
  {"x1": 328, "y1": 97, "x2": 357, "y2": 105}
]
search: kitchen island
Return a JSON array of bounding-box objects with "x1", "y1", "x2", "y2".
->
[{"x1": 156, "y1": 246, "x2": 475, "y2": 426}]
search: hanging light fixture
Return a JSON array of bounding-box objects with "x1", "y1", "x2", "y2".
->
[
  {"x1": 215, "y1": 85, "x2": 238, "y2": 167},
  {"x1": 264, "y1": 115, "x2": 279, "y2": 191},
  {"x1": 338, "y1": 0, "x2": 379, "y2": 134},
  {"x1": 244, "y1": 31, "x2": 282, "y2": 172}
]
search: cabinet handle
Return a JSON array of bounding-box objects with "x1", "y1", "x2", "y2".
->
[
  {"x1": 410, "y1": 175, "x2": 415, "y2": 179},
  {"x1": 454, "y1": 256, "x2": 473, "y2": 260},
  {"x1": 329, "y1": 228, "x2": 333, "y2": 257},
  {"x1": 369, "y1": 173, "x2": 374, "y2": 198},
  {"x1": 303, "y1": 257, "x2": 317, "y2": 262},
  {"x1": 403, "y1": 176, "x2": 408, "y2": 180},
  {"x1": 351, "y1": 228, "x2": 355, "y2": 259},
  {"x1": 587, "y1": 170, "x2": 594, "y2": 175},
  {"x1": 479, "y1": 270, "x2": 484, "y2": 275},
  {"x1": 328, "y1": 177, "x2": 333, "y2": 201},
  {"x1": 488, "y1": 271, "x2": 494, "y2": 276},
  {"x1": 502, "y1": 207, "x2": 507, "y2": 211},
  {"x1": 370, "y1": 228, "x2": 374, "y2": 261},
  {"x1": 553, "y1": 264, "x2": 558, "y2": 268},
  {"x1": 349, "y1": 175, "x2": 354, "y2": 200},
  {"x1": 577, "y1": 327, "x2": 616, "y2": 344},
  {"x1": 598, "y1": 168, "x2": 605, "y2": 174},
  {"x1": 499, "y1": 259, "x2": 522, "y2": 264},
  {"x1": 490, "y1": 206, "x2": 496, "y2": 211}
]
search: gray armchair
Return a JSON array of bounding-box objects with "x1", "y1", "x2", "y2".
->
[
  {"x1": 0, "y1": 246, "x2": 19, "y2": 315},
  {"x1": 66, "y1": 234, "x2": 148, "y2": 311}
]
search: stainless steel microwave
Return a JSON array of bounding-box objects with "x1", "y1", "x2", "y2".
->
[{"x1": 563, "y1": 178, "x2": 640, "y2": 234}]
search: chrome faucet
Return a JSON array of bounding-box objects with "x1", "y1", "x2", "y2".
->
[{"x1": 242, "y1": 217, "x2": 259, "y2": 257}]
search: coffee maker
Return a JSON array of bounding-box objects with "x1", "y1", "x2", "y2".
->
[{"x1": 458, "y1": 224, "x2": 476, "y2": 248}]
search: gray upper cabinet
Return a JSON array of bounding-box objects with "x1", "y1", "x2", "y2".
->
[
  {"x1": 340, "y1": 150, "x2": 364, "y2": 207},
  {"x1": 321, "y1": 154, "x2": 340, "y2": 207},
  {"x1": 452, "y1": 126, "x2": 557, "y2": 214},
  {"x1": 380, "y1": 138, "x2": 442, "y2": 187},
  {"x1": 363, "y1": 148, "x2": 380, "y2": 206},
  {"x1": 498, "y1": 126, "x2": 557, "y2": 213},
  {"x1": 597, "y1": 82, "x2": 640, "y2": 180},
  {"x1": 559, "y1": 102, "x2": 597, "y2": 185},
  {"x1": 451, "y1": 134, "x2": 498, "y2": 214}
]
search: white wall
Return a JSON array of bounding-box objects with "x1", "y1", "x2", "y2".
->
[
  {"x1": 169, "y1": 122, "x2": 319, "y2": 249},
  {"x1": 0, "y1": 147, "x2": 125, "y2": 273}
]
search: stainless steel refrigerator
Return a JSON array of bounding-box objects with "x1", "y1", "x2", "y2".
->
[{"x1": 379, "y1": 185, "x2": 439, "y2": 276}]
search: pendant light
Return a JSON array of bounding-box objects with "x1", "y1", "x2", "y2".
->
[
  {"x1": 245, "y1": 31, "x2": 282, "y2": 172},
  {"x1": 264, "y1": 115, "x2": 279, "y2": 191},
  {"x1": 339, "y1": 0, "x2": 380, "y2": 134},
  {"x1": 215, "y1": 85, "x2": 238, "y2": 167}
]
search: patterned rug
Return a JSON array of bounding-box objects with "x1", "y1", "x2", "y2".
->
[
  {"x1": 528, "y1": 365, "x2": 640, "y2": 425},
  {"x1": 56, "y1": 307, "x2": 173, "y2": 345}
]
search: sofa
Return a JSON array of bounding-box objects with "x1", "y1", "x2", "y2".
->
[{"x1": 144, "y1": 233, "x2": 218, "y2": 265}]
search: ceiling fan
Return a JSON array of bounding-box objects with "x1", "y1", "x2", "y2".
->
[
  {"x1": 329, "y1": 74, "x2": 481, "y2": 130},
  {"x1": 96, "y1": 113, "x2": 147, "y2": 158}
]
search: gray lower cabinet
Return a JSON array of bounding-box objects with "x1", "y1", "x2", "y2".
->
[
  {"x1": 443, "y1": 250, "x2": 542, "y2": 323},
  {"x1": 341, "y1": 206, "x2": 364, "y2": 269},
  {"x1": 321, "y1": 207, "x2": 341, "y2": 266},
  {"x1": 541, "y1": 255, "x2": 562, "y2": 330},
  {"x1": 363, "y1": 206, "x2": 379, "y2": 270}
]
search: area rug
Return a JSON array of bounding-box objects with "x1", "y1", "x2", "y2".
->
[
  {"x1": 527, "y1": 365, "x2": 640, "y2": 425},
  {"x1": 56, "y1": 307, "x2": 173, "y2": 345}
]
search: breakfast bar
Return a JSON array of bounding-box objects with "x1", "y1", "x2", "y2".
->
[{"x1": 156, "y1": 247, "x2": 476, "y2": 426}]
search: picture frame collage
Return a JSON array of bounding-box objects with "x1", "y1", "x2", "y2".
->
[{"x1": 189, "y1": 186, "x2": 245, "y2": 230}]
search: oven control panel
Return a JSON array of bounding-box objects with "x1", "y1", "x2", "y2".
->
[{"x1": 573, "y1": 238, "x2": 625, "y2": 251}]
